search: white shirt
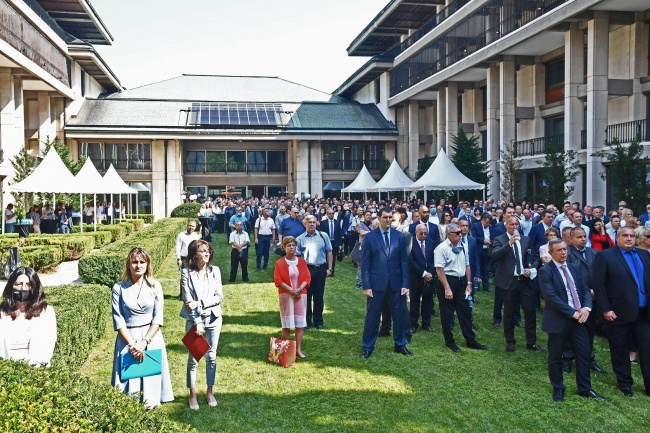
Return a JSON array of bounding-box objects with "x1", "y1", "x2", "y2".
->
[
  {"x1": 482, "y1": 224, "x2": 491, "y2": 249},
  {"x1": 175, "y1": 230, "x2": 200, "y2": 258},
  {"x1": 229, "y1": 230, "x2": 250, "y2": 249},
  {"x1": 559, "y1": 222, "x2": 591, "y2": 247},
  {"x1": 506, "y1": 232, "x2": 524, "y2": 276},
  {"x1": 552, "y1": 260, "x2": 578, "y2": 309},
  {"x1": 434, "y1": 239, "x2": 469, "y2": 277},
  {"x1": 0, "y1": 306, "x2": 57, "y2": 367},
  {"x1": 255, "y1": 216, "x2": 276, "y2": 235},
  {"x1": 4, "y1": 208, "x2": 16, "y2": 224}
]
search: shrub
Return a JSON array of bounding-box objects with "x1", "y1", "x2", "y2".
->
[
  {"x1": 130, "y1": 219, "x2": 145, "y2": 231},
  {"x1": 19, "y1": 246, "x2": 63, "y2": 272},
  {"x1": 119, "y1": 221, "x2": 134, "y2": 235},
  {"x1": 0, "y1": 233, "x2": 18, "y2": 239},
  {"x1": 63, "y1": 230, "x2": 112, "y2": 247},
  {"x1": 78, "y1": 218, "x2": 187, "y2": 286},
  {"x1": 24, "y1": 236, "x2": 95, "y2": 261},
  {"x1": 125, "y1": 213, "x2": 154, "y2": 224},
  {"x1": 170, "y1": 203, "x2": 201, "y2": 219},
  {"x1": 0, "y1": 360, "x2": 195, "y2": 432},
  {"x1": 97, "y1": 224, "x2": 128, "y2": 242}
]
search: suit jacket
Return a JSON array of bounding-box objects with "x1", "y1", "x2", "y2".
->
[
  {"x1": 461, "y1": 236, "x2": 481, "y2": 281},
  {"x1": 640, "y1": 213, "x2": 650, "y2": 226},
  {"x1": 342, "y1": 212, "x2": 354, "y2": 234},
  {"x1": 409, "y1": 237, "x2": 436, "y2": 287},
  {"x1": 593, "y1": 247, "x2": 650, "y2": 322},
  {"x1": 528, "y1": 223, "x2": 552, "y2": 256},
  {"x1": 179, "y1": 267, "x2": 224, "y2": 328},
  {"x1": 408, "y1": 220, "x2": 441, "y2": 250},
  {"x1": 470, "y1": 222, "x2": 494, "y2": 248},
  {"x1": 361, "y1": 227, "x2": 409, "y2": 292},
  {"x1": 494, "y1": 221, "x2": 523, "y2": 237},
  {"x1": 491, "y1": 232, "x2": 536, "y2": 289},
  {"x1": 539, "y1": 261, "x2": 592, "y2": 334},
  {"x1": 566, "y1": 245, "x2": 597, "y2": 289},
  {"x1": 320, "y1": 218, "x2": 342, "y2": 249}
]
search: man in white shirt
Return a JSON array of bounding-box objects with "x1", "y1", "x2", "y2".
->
[
  {"x1": 606, "y1": 216, "x2": 621, "y2": 245},
  {"x1": 254, "y1": 208, "x2": 276, "y2": 271},
  {"x1": 4, "y1": 204, "x2": 16, "y2": 233},
  {"x1": 229, "y1": 221, "x2": 250, "y2": 282},
  {"x1": 560, "y1": 211, "x2": 591, "y2": 248},
  {"x1": 176, "y1": 220, "x2": 200, "y2": 268}
]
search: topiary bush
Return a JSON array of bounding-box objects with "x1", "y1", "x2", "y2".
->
[
  {"x1": 24, "y1": 236, "x2": 95, "y2": 261},
  {"x1": 170, "y1": 203, "x2": 201, "y2": 219},
  {"x1": 78, "y1": 218, "x2": 186, "y2": 286},
  {"x1": 63, "y1": 230, "x2": 112, "y2": 247},
  {"x1": 97, "y1": 224, "x2": 128, "y2": 242},
  {"x1": 19, "y1": 246, "x2": 63, "y2": 272},
  {"x1": 119, "y1": 221, "x2": 134, "y2": 235},
  {"x1": 125, "y1": 214, "x2": 154, "y2": 224},
  {"x1": 130, "y1": 219, "x2": 145, "y2": 231}
]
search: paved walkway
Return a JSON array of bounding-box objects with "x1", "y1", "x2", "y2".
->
[{"x1": 39, "y1": 260, "x2": 82, "y2": 286}]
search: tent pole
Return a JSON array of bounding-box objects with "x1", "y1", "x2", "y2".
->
[
  {"x1": 80, "y1": 193, "x2": 83, "y2": 233},
  {"x1": 110, "y1": 193, "x2": 113, "y2": 224},
  {"x1": 119, "y1": 194, "x2": 122, "y2": 222},
  {"x1": 1, "y1": 191, "x2": 4, "y2": 234},
  {"x1": 136, "y1": 194, "x2": 139, "y2": 220},
  {"x1": 93, "y1": 193, "x2": 97, "y2": 232}
]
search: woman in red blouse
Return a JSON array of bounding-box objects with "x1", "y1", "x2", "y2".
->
[
  {"x1": 273, "y1": 236, "x2": 311, "y2": 359},
  {"x1": 590, "y1": 218, "x2": 614, "y2": 251}
]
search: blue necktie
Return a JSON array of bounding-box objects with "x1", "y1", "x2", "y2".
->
[{"x1": 383, "y1": 231, "x2": 390, "y2": 255}]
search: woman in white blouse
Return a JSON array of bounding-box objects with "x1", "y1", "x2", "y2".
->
[
  {"x1": 180, "y1": 239, "x2": 224, "y2": 410},
  {"x1": 438, "y1": 211, "x2": 453, "y2": 241},
  {"x1": 0, "y1": 267, "x2": 57, "y2": 367}
]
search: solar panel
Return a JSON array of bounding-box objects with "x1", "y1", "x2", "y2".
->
[{"x1": 187, "y1": 103, "x2": 287, "y2": 127}]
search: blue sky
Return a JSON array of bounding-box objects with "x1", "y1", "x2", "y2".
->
[{"x1": 93, "y1": 0, "x2": 387, "y2": 93}]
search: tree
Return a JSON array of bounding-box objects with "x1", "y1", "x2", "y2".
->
[
  {"x1": 416, "y1": 154, "x2": 432, "y2": 180},
  {"x1": 500, "y1": 141, "x2": 523, "y2": 203},
  {"x1": 9, "y1": 148, "x2": 37, "y2": 218},
  {"x1": 535, "y1": 140, "x2": 579, "y2": 205},
  {"x1": 450, "y1": 127, "x2": 491, "y2": 199},
  {"x1": 592, "y1": 135, "x2": 647, "y2": 214}
]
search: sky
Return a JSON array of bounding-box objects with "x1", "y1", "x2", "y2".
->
[{"x1": 92, "y1": 0, "x2": 389, "y2": 94}]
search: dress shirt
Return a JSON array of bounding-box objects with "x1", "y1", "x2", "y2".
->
[
  {"x1": 418, "y1": 239, "x2": 429, "y2": 277},
  {"x1": 326, "y1": 218, "x2": 336, "y2": 238},
  {"x1": 482, "y1": 224, "x2": 491, "y2": 249},
  {"x1": 175, "y1": 230, "x2": 200, "y2": 259},
  {"x1": 275, "y1": 212, "x2": 289, "y2": 229},
  {"x1": 434, "y1": 239, "x2": 469, "y2": 277},
  {"x1": 229, "y1": 214, "x2": 249, "y2": 231},
  {"x1": 618, "y1": 247, "x2": 648, "y2": 307},
  {"x1": 606, "y1": 227, "x2": 618, "y2": 245},
  {"x1": 255, "y1": 216, "x2": 276, "y2": 235},
  {"x1": 520, "y1": 218, "x2": 532, "y2": 236},
  {"x1": 552, "y1": 260, "x2": 580, "y2": 310},
  {"x1": 279, "y1": 217, "x2": 305, "y2": 238},
  {"x1": 296, "y1": 231, "x2": 332, "y2": 266},
  {"x1": 229, "y1": 230, "x2": 250, "y2": 249},
  {"x1": 559, "y1": 222, "x2": 591, "y2": 247},
  {"x1": 506, "y1": 232, "x2": 524, "y2": 275},
  {"x1": 381, "y1": 228, "x2": 391, "y2": 251}
]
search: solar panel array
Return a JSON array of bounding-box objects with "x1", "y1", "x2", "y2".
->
[{"x1": 187, "y1": 102, "x2": 287, "y2": 127}]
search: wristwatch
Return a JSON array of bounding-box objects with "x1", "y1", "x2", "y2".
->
[
  {"x1": 144, "y1": 337, "x2": 152, "y2": 345},
  {"x1": 328, "y1": 268, "x2": 333, "y2": 272}
]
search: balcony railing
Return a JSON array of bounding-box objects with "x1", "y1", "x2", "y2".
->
[
  {"x1": 91, "y1": 158, "x2": 152, "y2": 171},
  {"x1": 322, "y1": 159, "x2": 382, "y2": 170},
  {"x1": 0, "y1": 0, "x2": 69, "y2": 86},
  {"x1": 605, "y1": 119, "x2": 649, "y2": 145},
  {"x1": 185, "y1": 162, "x2": 287, "y2": 173},
  {"x1": 390, "y1": 0, "x2": 568, "y2": 96},
  {"x1": 514, "y1": 134, "x2": 564, "y2": 157}
]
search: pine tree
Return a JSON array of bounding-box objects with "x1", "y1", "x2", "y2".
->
[
  {"x1": 500, "y1": 141, "x2": 523, "y2": 203},
  {"x1": 536, "y1": 140, "x2": 579, "y2": 205},
  {"x1": 416, "y1": 154, "x2": 432, "y2": 180},
  {"x1": 450, "y1": 127, "x2": 491, "y2": 198}
]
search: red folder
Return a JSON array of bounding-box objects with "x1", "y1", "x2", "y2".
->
[{"x1": 182, "y1": 325, "x2": 211, "y2": 361}]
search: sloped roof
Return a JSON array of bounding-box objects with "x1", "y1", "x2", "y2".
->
[
  {"x1": 369, "y1": 158, "x2": 413, "y2": 191},
  {"x1": 342, "y1": 165, "x2": 378, "y2": 192},
  {"x1": 407, "y1": 149, "x2": 484, "y2": 191}
]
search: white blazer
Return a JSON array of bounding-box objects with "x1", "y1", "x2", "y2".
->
[{"x1": 179, "y1": 267, "x2": 224, "y2": 328}]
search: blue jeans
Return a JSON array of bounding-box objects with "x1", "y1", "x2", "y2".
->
[
  {"x1": 6, "y1": 223, "x2": 14, "y2": 233},
  {"x1": 256, "y1": 235, "x2": 271, "y2": 269}
]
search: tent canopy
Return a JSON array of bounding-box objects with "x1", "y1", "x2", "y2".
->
[
  {"x1": 103, "y1": 165, "x2": 138, "y2": 194},
  {"x1": 341, "y1": 165, "x2": 377, "y2": 192},
  {"x1": 368, "y1": 159, "x2": 413, "y2": 192},
  {"x1": 407, "y1": 149, "x2": 485, "y2": 191},
  {"x1": 74, "y1": 158, "x2": 110, "y2": 193},
  {"x1": 8, "y1": 148, "x2": 77, "y2": 193}
]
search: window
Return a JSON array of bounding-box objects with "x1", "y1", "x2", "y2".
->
[
  {"x1": 545, "y1": 117, "x2": 564, "y2": 139},
  {"x1": 79, "y1": 143, "x2": 103, "y2": 169},
  {"x1": 267, "y1": 151, "x2": 287, "y2": 172},
  {"x1": 186, "y1": 186, "x2": 206, "y2": 202},
  {"x1": 206, "y1": 151, "x2": 226, "y2": 172},
  {"x1": 185, "y1": 151, "x2": 205, "y2": 172},
  {"x1": 267, "y1": 186, "x2": 285, "y2": 196},
  {"x1": 129, "y1": 143, "x2": 151, "y2": 170},
  {"x1": 344, "y1": 145, "x2": 363, "y2": 170},
  {"x1": 105, "y1": 143, "x2": 128, "y2": 170},
  {"x1": 247, "y1": 151, "x2": 266, "y2": 172},
  {"x1": 364, "y1": 143, "x2": 384, "y2": 169},
  {"x1": 545, "y1": 58, "x2": 565, "y2": 104},
  {"x1": 79, "y1": 142, "x2": 151, "y2": 171},
  {"x1": 227, "y1": 151, "x2": 246, "y2": 172},
  {"x1": 323, "y1": 143, "x2": 384, "y2": 170},
  {"x1": 322, "y1": 144, "x2": 343, "y2": 169}
]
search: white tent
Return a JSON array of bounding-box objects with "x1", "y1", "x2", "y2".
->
[
  {"x1": 103, "y1": 164, "x2": 139, "y2": 221},
  {"x1": 341, "y1": 164, "x2": 377, "y2": 198},
  {"x1": 75, "y1": 158, "x2": 111, "y2": 232},
  {"x1": 406, "y1": 149, "x2": 485, "y2": 201},
  {"x1": 368, "y1": 158, "x2": 413, "y2": 199}
]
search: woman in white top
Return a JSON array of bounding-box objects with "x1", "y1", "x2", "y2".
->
[
  {"x1": 438, "y1": 211, "x2": 453, "y2": 241},
  {"x1": 0, "y1": 267, "x2": 57, "y2": 367},
  {"x1": 180, "y1": 240, "x2": 224, "y2": 410},
  {"x1": 538, "y1": 227, "x2": 560, "y2": 265}
]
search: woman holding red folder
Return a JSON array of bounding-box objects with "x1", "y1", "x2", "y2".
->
[
  {"x1": 180, "y1": 239, "x2": 224, "y2": 410},
  {"x1": 273, "y1": 236, "x2": 311, "y2": 359}
]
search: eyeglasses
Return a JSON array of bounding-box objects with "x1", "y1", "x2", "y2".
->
[{"x1": 449, "y1": 231, "x2": 462, "y2": 236}]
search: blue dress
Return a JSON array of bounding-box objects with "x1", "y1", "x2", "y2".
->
[{"x1": 111, "y1": 278, "x2": 174, "y2": 408}]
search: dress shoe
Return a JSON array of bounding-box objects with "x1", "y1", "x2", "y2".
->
[
  {"x1": 297, "y1": 353, "x2": 307, "y2": 360},
  {"x1": 562, "y1": 363, "x2": 572, "y2": 374},
  {"x1": 493, "y1": 322, "x2": 501, "y2": 329},
  {"x1": 378, "y1": 330, "x2": 391, "y2": 337},
  {"x1": 506, "y1": 343, "x2": 515, "y2": 352},
  {"x1": 432, "y1": 310, "x2": 440, "y2": 317},
  {"x1": 621, "y1": 387, "x2": 633, "y2": 397},
  {"x1": 527, "y1": 344, "x2": 548, "y2": 354},
  {"x1": 552, "y1": 388, "x2": 565, "y2": 402},
  {"x1": 472, "y1": 297, "x2": 479, "y2": 304},
  {"x1": 472, "y1": 324, "x2": 479, "y2": 331},
  {"x1": 516, "y1": 321, "x2": 525, "y2": 328},
  {"x1": 467, "y1": 341, "x2": 487, "y2": 350},
  {"x1": 422, "y1": 326, "x2": 435, "y2": 333},
  {"x1": 361, "y1": 350, "x2": 373, "y2": 359},
  {"x1": 448, "y1": 344, "x2": 461, "y2": 353},
  {"x1": 315, "y1": 324, "x2": 324, "y2": 330},
  {"x1": 591, "y1": 363, "x2": 607, "y2": 374},
  {"x1": 394, "y1": 346, "x2": 414, "y2": 356},
  {"x1": 578, "y1": 389, "x2": 610, "y2": 401},
  {"x1": 410, "y1": 327, "x2": 417, "y2": 334}
]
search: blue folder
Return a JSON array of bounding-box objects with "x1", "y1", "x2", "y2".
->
[{"x1": 120, "y1": 349, "x2": 163, "y2": 381}]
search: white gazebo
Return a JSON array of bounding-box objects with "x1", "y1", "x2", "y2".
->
[
  {"x1": 102, "y1": 164, "x2": 139, "y2": 220},
  {"x1": 341, "y1": 164, "x2": 377, "y2": 199},
  {"x1": 368, "y1": 158, "x2": 413, "y2": 200}
]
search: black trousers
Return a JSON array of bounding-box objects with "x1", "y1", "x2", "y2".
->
[
  {"x1": 410, "y1": 280, "x2": 434, "y2": 329},
  {"x1": 548, "y1": 320, "x2": 592, "y2": 393},
  {"x1": 229, "y1": 248, "x2": 249, "y2": 282},
  {"x1": 437, "y1": 276, "x2": 476, "y2": 347},
  {"x1": 503, "y1": 278, "x2": 537, "y2": 346},
  {"x1": 603, "y1": 306, "x2": 650, "y2": 391},
  {"x1": 563, "y1": 306, "x2": 597, "y2": 366},
  {"x1": 307, "y1": 264, "x2": 327, "y2": 327}
]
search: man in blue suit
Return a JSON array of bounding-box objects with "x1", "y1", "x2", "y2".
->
[
  {"x1": 639, "y1": 204, "x2": 650, "y2": 227},
  {"x1": 528, "y1": 210, "x2": 555, "y2": 255},
  {"x1": 470, "y1": 213, "x2": 495, "y2": 292},
  {"x1": 409, "y1": 223, "x2": 437, "y2": 333},
  {"x1": 408, "y1": 206, "x2": 441, "y2": 250},
  {"x1": 319, "y1": 208, "x2": 342, "y2": 277},
  {"x1": 539, "y1": 238, "x2": 609, "y2": 402},
  {"x1": 494, "y1": 206, "x2": 523, "y2": 237},
  {"x1": 361, "y1": 208, "x2": 412, "y2": 359}
]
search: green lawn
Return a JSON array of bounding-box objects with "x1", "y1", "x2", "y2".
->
[{"x1": 81, "y1": 233, "x2": 650, "y2": 432}]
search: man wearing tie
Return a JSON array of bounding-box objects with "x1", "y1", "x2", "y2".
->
[
  {"x1": 319, "y1": 208, "x2": 342, "y2": 277},
  {"x1": 538, "y1": 239, "x2": 609, "y2": 402},
  {"x1": 409, "y1": 206, "x2": 441, "y2": 250},
  {"x1": 409, "y1": 224, "x2": 436, "y2": 334},
  {"x1": 492, "y1": 216, "x2": 544, "y2": 353},
  {"x1": 593, "y1": 227, "x2": 650, "y2": 397},
  {"x1": 470, "y1": 213, "x2": 494, "y2": 292},
  {"x1": 361, "y1": 208, "x2": 412, "y2": 359}
]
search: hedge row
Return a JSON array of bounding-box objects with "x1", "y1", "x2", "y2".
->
[
  {"x1": 125, "y1": 213, "x2": 154, "y2": 224},
  {"x1": 24, "y1": 236, "x2": 95, "y2": 261},
  {"x1": 19, "y1": 246, "x2": 62, "y2": 272},
  {"x1": 78, "y1": 218, "x2": 187, "y2": 286}
]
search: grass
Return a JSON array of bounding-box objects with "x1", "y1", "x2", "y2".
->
[{"x1": 81, "y1": 232, "x2": 650, "y2": 433}]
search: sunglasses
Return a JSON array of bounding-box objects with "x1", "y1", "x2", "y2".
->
[{"x1": 449, "y1": 231, "x2": 462, "y2": 236}]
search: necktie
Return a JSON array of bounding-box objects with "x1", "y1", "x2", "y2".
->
[
  {"x1": 421, "y1": 240, "x2": 426, "y2": 259},
  {"x1": 330, "y1": 220, "x2": 334, "y2": 238},
  {"x1": 384, "y1": 231, "x2": 390, "y2": 255},
  {"x1": 614, "y1": 230, "x2": 618, "y2": 245},
  {"x1": 580, "y1": 249, "x2": 586, "y2": 261},
  {"x1": 560, "y1": 264, "x2": 581, "y2": 310},
  {"x1": 462, "y1": 237, "x2": 466, "y2": 245},
  {"x1": 513, "y1": 241, "x2": 522, "y2": 275}
]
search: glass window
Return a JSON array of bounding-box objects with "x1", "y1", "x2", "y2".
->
[
  {"x1": 247, "y1": 151, "x2": 266, "y2": 172},
  {"x1": 206, "y1": 151, "x2": 226, "y2": 172},
  {"x1": 267, "y1": 151, "x2": 286, "y2": 172},
  {"x1": 128, "y1": 143, "x2": 151, "y2": 170},
  {"x1": 105, "y1": 143, "x2": 128, "y2": 170},
  {"x1": 207, "y1": 186, "x2": 226, "y2": 197},
  {"x1": 323, "y1": 144, "x2": 342, "y2": 169},
  {"x1": 267, "y1": 186, "x2": 285, "y2": 196},
  {"x1": 185, "y1": 186, "x2": 206, "y2": 202},
  {"x1": 79, "y1": 143, "x2": 104, "y2": 169},
  {"x1": 227, "y1": 151, "x2": 246, "y2": 172},
  {"x1": 185, "y1": 151, "x2": 205, "y2": 172},
  {"x1": 546, "y1": 58, "x2": 564, "y2": 88},
  {"x1": 187, "y1": 102, "x2": 285, "y2": 126},
  {"x1": 364, "y1": 143, "x2": 384, "y2": 170}
]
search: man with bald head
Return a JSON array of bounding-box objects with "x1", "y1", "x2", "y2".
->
[
  {"x1": 409, "y1": 223, "x2": 437, "y2": 334},
  {"x1": 409, "y1": 206, "x2": 441, "y2": 250}
]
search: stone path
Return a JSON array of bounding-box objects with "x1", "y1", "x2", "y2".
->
[{"x1": 39, "y1": 260, "x2": 82, "y2": 286}]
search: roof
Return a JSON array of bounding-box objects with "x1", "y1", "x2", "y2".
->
[
  {"x1": 35, "y1": 0, "x2": 113, "y2": 45},
  {"x1": 347, "y1": 0, "x2": 443, "y2": 56},
  {"x1": 67, "y1": 40, "x2": 122, "y2": 92},
  {"x1": 333, "y1": 55, "x2": 393, "y2": 98}
]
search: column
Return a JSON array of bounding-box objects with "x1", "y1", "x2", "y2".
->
[
  {"x1": 429, "y1": 104, "x2": 438, "y2": 157},
  {"x1": 309, "y1": 141, "x2": 323, "y2": 197},
  {"x1": 37, "y1": 91, "x2": 53, "y2": 151},
  {"x1": 532, "y1": 62, "x2": 546, "y2": 138},
  {"x1": 629, "y1": 14, "x2": 647, "y2": 121},
  {"x1": 396, "y1": 106, "x2": 409, "y2": 167},
  {"x1": 287, "y1": 140, "x2": 296, "y2": 195},
  {"x1": 13, "y1": 76, "x2": 24, "y2": 153},
  {"x1": 68, "y1": 138, "x2": 79, "y2": 161},
  {"x1": 437, "y1": 89, "x2": 446, "y2": 153},
  {"x1": 166, "y1": 139, "x2": 183, "y2": 216},
  {"x1": 408, "y1": 102, "x2": 419, "y2": 179},
  {"x1": 0, "y1": 68, "x2": 16, "y2": 207},
  {"x1": 487, "y1": 65, "x2": 500, "y2": 198},
  {"x1": 586, "y1": 12, "x2": 609, "y2": 206},
  {"x1": 150, "y1": 139, "x2": 165, "y2": 219},
  {"x1": 295, "y1": 140, "x2": 310, "y2": 195},
  {"x1": 446, "y1": 82, "x2": 458, "y2": 157},
  {"x1": 500, "y1": 57, "x2": 516, "y2": 151},
  {"x1": 565, "y1": 26, "x2": 585, "y2": 203}
]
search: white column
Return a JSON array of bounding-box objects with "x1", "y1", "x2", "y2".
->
[
  {"x1": 38, "y1": 91, "x2": 53, "y2": 152},
  {"x1": 500, "y1": 57, "x2": 516, "y2": 197},
  {"x1": 429, "y1": 103, "x2": 438, "y2": 157},
  {"x1": 437, "y1": 89, "x2": 446, "y2": 153},
  {"x1": 0, "y1": 68, "x2": 17, "y2": 207},
  {"x1": 150, "y1": 140, "x2": 165, "y2": 219},
  {"x1": 295, "y1": 140, "x2": 310, "y2": 195},
  {"x1": 309, "y1": 141, "x2": 323, "y2": 197},
  {"x1": 13, "y1": 76, "x2": 24, "y2": 153},
  {"x1": 586, "y1": 12, "x2": 609, "y2": 206},
  {"x1": 565, "y1": 26, "x2": 585, "y2": 203},
  {"x1": 446, "y1": 82, "x2": 458, "y2": 157},
  {"x1": 487, "y1": 65, "x2": 500, "y2": 199},
  {"x1": 629, "y1": 14, "x2": 647, "y2": 121},
  {"x1": 408, "y1": 102, "x2": 419, "y2": 179},
  {"x1": 287, "y1": 140, "x2": 296, "y2": 195},
  {"x1": 532, "y1": 62, "x2": 546, "y2": 138},
  {"x1": 396, "y1": 106, "x2": 409, "y2": 167},
  {"x1": 166, "y1": 139, "x2": 183, "y2": 216}
]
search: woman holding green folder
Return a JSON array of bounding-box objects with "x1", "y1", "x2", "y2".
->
[{"x1": 111, "y1": 247, "x2": 174, "y2": 409}]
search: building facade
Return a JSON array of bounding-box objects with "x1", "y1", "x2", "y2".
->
[{"x1": 335, "y1": 0, "x2": 650, "y2": 210}]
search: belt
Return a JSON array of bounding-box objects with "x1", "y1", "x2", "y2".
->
[
  {"x1": 308, "y1": 263, "x2": 327, "y2": 268},
  {"x1": 514, "y1": 275, "x2": 527, "y2": 280},
  {"x1": 258, "y1": 233, "x2": 272, "y2": 237},
  {"x1": 127, "y1": 323, "x2": 149, "y2": 329},
  {"x1": 445, "y1": 275, "x2": 465, "y2": 281}
]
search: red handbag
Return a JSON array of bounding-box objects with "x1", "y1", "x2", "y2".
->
[{"x1": 267, "y1": 336, "x2": 296, "y2": 367}]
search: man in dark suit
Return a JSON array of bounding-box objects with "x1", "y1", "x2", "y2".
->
[
  {"x1": 408, "y1": 206, "x2": 441, "y2": 250},
  {"x1": 639, "y1": 204, "x2": 650, "y2": 227},
  {"x1": 529, "y1": 210, "x2": 555, "y2": 255},
  {"x1": 470, "y1": 213, "x2": 495, "y2": 292},
  {"x1": 491, "y1": 216, "x2": 544, "y2": 353},
  {"x1": 494, "y1": 206, "x2": 523, "y2": 237},
  {"x1": 593, "y1": 227, "x2": 650, "y2": 397},
  {"x1": 319, "y1": 208, "x2": 342, "y2": 277},
  {"x1": 409, "y1": 223, "x2": 437, "y2": 334},
  {"x1": 361, "y1": 207, "x2": 412, "y2": 359},
  {"x1": 539, "y1": 239, "x2": 609, "y2": 401},
  {"x1": 565, "y1": 227, "x2": 606, "y2": 373},
  {"x1": 492, "y1": 207, "x2": 524, "y2": 328}
]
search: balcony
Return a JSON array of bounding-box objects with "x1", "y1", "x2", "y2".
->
[
  {"x1": 514, "y1": 134, "x2": 564, "y2": 157},
  {"x1": 322, "y1": 159, "x2": 382, "y2": 170},
  {"x1": 91, "y1": 158, "x2": 152, "y2": 171},
  {"x1": 0, "y1": 0, "x2": 69, "y2": 86},
  {"x1": 184, "y1": 162, "x2": 287, "y2": 174},
  {"x1": 606, "y1": 119, "x2": 649, "y2": 145}
]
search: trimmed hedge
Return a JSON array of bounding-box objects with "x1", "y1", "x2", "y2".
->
[
  {"x1": 130, "y1": 219, "x2": 145, "y2": 231},
  {"x1": 78, "y1": 218, "x2": 187, "y2": 286},
  {"x1": 126, "y1": 213, "x2": 154, "y2": 224},
  {"x1": 97, "y1": 224, "x2": 128, "y2": 242},
  {"x1": 170, "y1": 203, "x2": 201, "y2": 219},
  {"x1": 66, "y1": 230, "x2": 113, "y2": 247},
  {"x1": 24, "y1": 236, "x2": 95, "y2": 261},
  {"x1": 19, "y1": 246, "x2": 63, "y2": 272}
]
